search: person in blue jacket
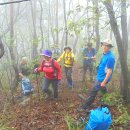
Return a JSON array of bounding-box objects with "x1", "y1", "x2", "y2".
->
[
  {"x1": 78, "y1": 39, "x2": 115, "y2": 111},
  {"x1": 82, "y1": 43, "x2": 96, "y2": 81}
]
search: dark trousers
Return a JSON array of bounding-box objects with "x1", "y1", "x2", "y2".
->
[
  {"x1": 64, "y1": 67, "x2": 73, "y2": 87},
  {"x1": 82, "y1": 62, "x2": 94, "y2": 81},
  {"x1": 83, "y1": 80, "x2": 107, "y2": 109},
  {"x1": 43, "y1": 77, "x2": 58, "y2": 98}
]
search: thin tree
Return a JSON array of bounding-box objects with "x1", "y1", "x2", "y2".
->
[
  {"x1": 94, "y1": 0, "x2": 100, "y2": 52},
  {"x1": 30, "y1": 0, "x2": 38, "y2": 58},
  {"x1": 0, "y1": 38, "x2": 4, "y2": 58},
  {"x1": 8, "y1": 0, "x2": 19, "y2": 103},
  {"x1": 104, "y1": 0, "x2": 130, "y2": 102},
  {"x1": 63, "y1": 0, "x2": 68, "y2": 46}
]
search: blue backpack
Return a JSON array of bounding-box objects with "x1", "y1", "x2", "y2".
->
[
  {"x1": 21, "y1": 77, "x2": 34, "y2": 95},
  {"x1": 85, "y1": 106, "x2": 112, "y2": 130}
]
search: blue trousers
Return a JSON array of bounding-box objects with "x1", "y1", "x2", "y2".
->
[
  {"x1": 43, "y1": 77, "x2": 58, "y2": 98},
  {"x1": 64, "y1": 67, "x2": 73, "y2": 87}
]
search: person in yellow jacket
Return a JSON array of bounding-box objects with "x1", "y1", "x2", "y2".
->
[{"x1": 57, "y1": 46, "x2": 76, "y2": 88}]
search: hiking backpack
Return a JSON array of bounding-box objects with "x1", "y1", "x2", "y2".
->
[
  {"x1": 21, "y1": 77, "x2": 34, "y2": 95},
  {"x1": 85, "y1": 106, "x2": 112, "y2": 130},
  {"x1": 42, "y1": 59, "x2": 58, "y2": 79}
]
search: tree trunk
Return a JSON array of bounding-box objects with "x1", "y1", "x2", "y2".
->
[
  {"x1": 56, "y1": 0, "x2": 59, "y2": 45},
  {"x1": 0, "y1": 38, "x2": 4, "y2": 59},
  {"x1": 47, "y1": 0, "x2": 51, "y2": 48},
  {"x1": 94, "y1": 0, "x2": 100, "y2": 52},
  {"x1": 9, "y1": 1, "x2": 19, "y2": 103},
  {"x1": 120, "y1": 0, "x2": 129, "y2": 99},
  {"x1": 39, "y1": 0, "x2": 44, "y2": 50},
  {"x1": 73, "y1": 35, "x2": 79, "y2": 54},
  {"x1": 104, "y1": 1, "x2": 130, "y2": 102},
  {"x1": 121, "y1": 0, "x2": 128, "y2": 60},
  {"x1": 30, "y1": 0, "x2": 38, "y2": 58},
  {"x1": 128, "y1": 12, "x2": 130, "y2": 36},
  {"x1": 63, "y1": 0, "x2": 68, "y2": 46},
  {"x1": 87, "y1": 0, "x2": 90, "y2": 42}
]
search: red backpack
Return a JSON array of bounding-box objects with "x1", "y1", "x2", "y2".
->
[{"x1": 42, "y1": 59, "x2": 58, "y2": 79}]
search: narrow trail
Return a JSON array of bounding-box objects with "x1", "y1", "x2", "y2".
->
[{"x1": 7, "y1": 64, "x2": 93, "y2": 130}]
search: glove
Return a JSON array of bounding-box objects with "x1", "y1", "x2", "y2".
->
[{"x1": 34, "y1": 68, "x2": 38, "y2": 73}]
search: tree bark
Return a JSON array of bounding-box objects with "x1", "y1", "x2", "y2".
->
[
  {"x1": 39, "y1": 0, "x2": 44, "y2": 50},
  {"x1": 73, "y1": 35, "x2": 79, "y2": 54},
  {"x1": 0, "y1": 38, "x2": 4, "y2": 59},
  {"x1": 56, "y1": 0, "x2": 59, "y2": 45},
  {"x1": 128, "y1": 13, "x2": 130, "y2": 35},
  {"x1": 9, "y1": 1, "x2": 19, "y2": 103},
  {"x1": 121, "y1": 0, "x2": 128, "y2": 60},
  {"x1": 94, "y1": 0, "x2": 100, "y2": 52},
  {"x1": 104, "y1": 0, "x2": 130, "y2": 102},
  {"x1": 63, "y1": 0, "x2": 68, "y2": 46},
  {"x1": 30, "y1": 0, "x2": 38, "y2": 58}
]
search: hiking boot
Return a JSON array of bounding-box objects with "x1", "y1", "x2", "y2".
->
[
  {"x1": 77, "y1": 105, "x2": 90, "y2": 112},
  {"x1": 78, "y1": 94, "x2": 86, "y2": 100},
  {"x1": 44, "y1": 94, "x2": 50, "y2": 100},
  {"x1": 53, "y1": 98, "x2": 58, "y2": 101}
]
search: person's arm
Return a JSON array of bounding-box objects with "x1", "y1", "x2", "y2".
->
[
  {"x1": 101, "y1": 69, "x2": 113, "y2": 87},
  {"x1": 71, "y1": 53, "x2": 76, "y2": 62},
  {"x1": 57, "y1": 53, "x2": 64, "y2": 62},
  {"x1": 91, "y1": 48, "x2": 96, "y2": 60},
  {"x1": 54, "y1": 61, "x2": 62, "y2": 80},
  {"x1": 101, "y1": 57, "x2": 115, "y2": 87},
  {"x1": 36, "y1": 62, "x2": 44, "y2": 73}
]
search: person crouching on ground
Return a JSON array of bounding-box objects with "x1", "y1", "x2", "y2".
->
[
  {"x1": 19, "y1": 57, "x2": 34, "y2": 96},
  {"x1": 34, "y1": 50, "x2": 61, "y2": 100},
  {"x1": 78, "y1": 39, "x2": 115, "y2": 111},
  {"x1": 57, "y1": 46, "x2": 76, "y2": 88}
]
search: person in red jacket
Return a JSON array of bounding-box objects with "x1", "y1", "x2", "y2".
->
[{"x1": 35, "y1": 50, "x2": 62, "y2": 100}]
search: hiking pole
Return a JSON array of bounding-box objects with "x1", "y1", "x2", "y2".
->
[
  {"x1": 35, "y1": 73, "x2": 40, "y2": 101},
  {"x1": 34, "y1": 64, "x2": 41, "y2": 101},
  {"x1": 72, "y1": 67, "x2": 74, "y2": 90}
]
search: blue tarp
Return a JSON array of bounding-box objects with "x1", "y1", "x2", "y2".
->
[{"x1": 85, "y1": 107, "x2": 112, "y2": 130}]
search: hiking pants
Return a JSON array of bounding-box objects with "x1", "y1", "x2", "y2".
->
[
  {"x1": 43, "y1": 77, "x2": 58, "y2": 98},
  {"x1": 83, "y1": 80, "x2": 107, "y2": 109},
  {"x1": 64, "y1": 67, "x2": 73, "y2": 87},
  {"x1": 82, "y1": 62, "x2": 94, "y2": 81}
]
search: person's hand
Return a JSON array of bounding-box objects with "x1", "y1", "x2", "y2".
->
[
  {"x1": 84, "y1": 57, "x2": 89, "y2": 59},
  {"x1": 34, "y1": 68, "x2": 38, "y2": 73},
  {"x1": 101, "y1": 81, "x2": 106, "y2": 87},
  {"x1": 19, "y1": 73, "x2": 24, "y2": 78}
]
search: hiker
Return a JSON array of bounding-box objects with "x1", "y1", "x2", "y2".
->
[
  {"x1": 34, "y1": 50, "x2": 61, "y2": 100},
  {"x1": 82, "y1": 43, "x2": 96, "y2": 82},
  {"x1": 78, "y1": 39, "x2": 115, "y2": 111},
  {"x1": 51, "y1": 44, "x2": 61, "y2": 60},
  {"x1": 57, "y1": 46, "x2": 76, "y2": 88},
  {"x1": 19, "y1": 57, "x2": 34, "y2": 96}
]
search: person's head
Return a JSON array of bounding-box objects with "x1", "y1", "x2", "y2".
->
[
  {"x1": 86, "y1": 43, "x2": 92, "y2": 49},
  {"x1": 21, "y1": 57, "x2": 28, "y2": 65},
  {"x1": 101, "y1": 39, "x2": 113, "y2": 53},
  {"x1": 40, "y1": 50, "x2": 52, "y2": 61},
  {"x1": 64, "y1": 46, "x2": 72, "y2": 53}
]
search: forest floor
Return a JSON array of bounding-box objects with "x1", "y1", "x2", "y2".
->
[{"x1": 0, "y1": 64, "x2": 130, "y2": 130}]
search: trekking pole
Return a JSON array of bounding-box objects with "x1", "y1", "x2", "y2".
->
[
  {"x1": 72, "y1": 67, "x2": 74, "y2": 90},
  {"x1": 35, "y1": 73, "x2": 40, "y2": 101}
]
